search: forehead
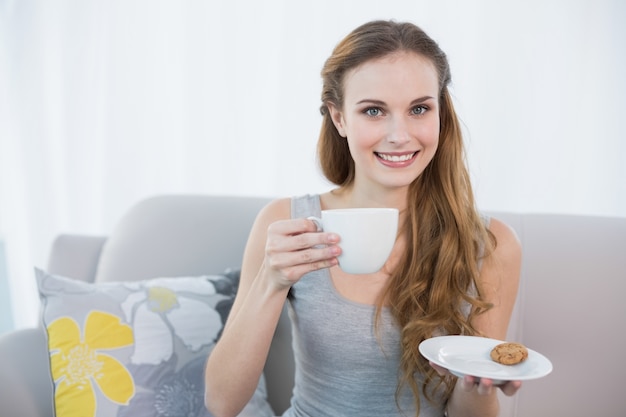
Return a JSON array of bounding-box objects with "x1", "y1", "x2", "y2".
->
[{"x1": 342, "y1": 52, "x2": 440, "y2": 103}]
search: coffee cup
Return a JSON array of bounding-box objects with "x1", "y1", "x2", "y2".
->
[{"x1": 308, "y1": 208, "x2": 398, "y2": 274}]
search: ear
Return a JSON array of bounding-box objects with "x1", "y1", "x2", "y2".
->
[{"x1": 327, "y1": 102, "x2": 347, "y2": 138}]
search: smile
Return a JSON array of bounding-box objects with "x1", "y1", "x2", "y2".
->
[{"x1": 375, "y1": 152, "x2": 417, "y2": 162}]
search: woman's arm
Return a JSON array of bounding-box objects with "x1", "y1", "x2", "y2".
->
[
  {"x1": 445, "y1": 218, "x2": 523, "y2": 417},
  {"x1": 204, "y1": 198, "x2": 340, "y2": 417}
]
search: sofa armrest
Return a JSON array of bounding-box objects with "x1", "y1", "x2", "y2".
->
[
  {"x1": 0, "y1": 328, "x2": 54, "y2": 417},
  {"x1": 0, "y1": 234, "x2": 105, "y2": 417},
  {"x1": 46, "y1": 234, "x2": 107, "y2": 282}
]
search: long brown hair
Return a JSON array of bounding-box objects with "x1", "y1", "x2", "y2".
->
[{"x1": 317, "y1": 20, "x2": 494, "y2": 414}]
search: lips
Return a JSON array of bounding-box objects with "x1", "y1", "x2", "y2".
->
[
  {"x1": 374, "y1": 151, "x2": 418, "y2": 167},
  {"x1": 375, "y1": 152, "x2": 417, "y2": 162}
]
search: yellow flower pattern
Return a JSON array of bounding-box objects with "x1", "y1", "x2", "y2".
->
[{"x1": 48, "y1": 311, "x2": 135, "y2": 417}]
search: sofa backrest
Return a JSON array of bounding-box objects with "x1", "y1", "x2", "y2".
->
[
  {"x1": 495, "y1": 212, "x2": 626, "y2": 417},
  {"x1": 95, "y1": 195, "x2": 271, "y2": 282},
  {"x1": 93, "y1": 194, "x2": 295, "y2": 413},
  {"x1": 90, "y1": 195, "x2": 626, "y2": 416}
]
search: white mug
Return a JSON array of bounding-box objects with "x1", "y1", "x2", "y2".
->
[{"x1": 309, "y1": 208, "x2": 399, "y2": 274}]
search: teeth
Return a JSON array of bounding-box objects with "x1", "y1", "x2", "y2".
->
[{"x1": 377, "y1": 152, "x2": 415, "y2": 162}]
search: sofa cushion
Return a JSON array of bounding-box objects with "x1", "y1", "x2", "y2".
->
[{"x1": 36, "y1": 268, "x2": 273, "y2": 417}]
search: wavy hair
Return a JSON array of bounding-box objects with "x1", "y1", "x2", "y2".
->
[{"x1": 317, "y1": 20, "x2": 495, "y2": 414}]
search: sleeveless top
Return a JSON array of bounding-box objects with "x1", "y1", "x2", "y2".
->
[{"x1": 280, "y1": 195, "x2": 446, "y2": 417}]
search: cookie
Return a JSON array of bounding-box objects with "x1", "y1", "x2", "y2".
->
[{"x1": 490, "y1": 342, "x2": 528, "y2": 365}]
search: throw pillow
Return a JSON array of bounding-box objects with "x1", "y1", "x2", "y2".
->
[{"x1": 36, "y1": 268, "x2": 274, "y2": 417}]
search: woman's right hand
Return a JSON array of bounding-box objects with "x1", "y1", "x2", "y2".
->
[
  {"x1": 206, "y1": 205, "x2": 338, "y2": 417},
  {"x1": 263, "y1": 217, "x2": 341, "y2": 289}
]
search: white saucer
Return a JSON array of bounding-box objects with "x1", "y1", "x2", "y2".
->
[{"x1": 419, "y1": 335, "x2": 553, "y2": 385}]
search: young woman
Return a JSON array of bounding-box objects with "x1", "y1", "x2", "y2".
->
[{"x1": 205, "y1": 20, "x2": 522, "y2": 417}]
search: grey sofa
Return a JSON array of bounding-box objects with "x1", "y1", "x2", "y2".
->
[{"x1": 0, "y1": 194, "x2": 625, "y2": 416}]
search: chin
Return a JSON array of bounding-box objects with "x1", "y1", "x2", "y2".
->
[{"x1": 380, "y1": 177, "x2": 418, "y2": 190}]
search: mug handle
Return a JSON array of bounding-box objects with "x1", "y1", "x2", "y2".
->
[{"x1": 307, "y1": 216, "x2": 323, "y2": 232}]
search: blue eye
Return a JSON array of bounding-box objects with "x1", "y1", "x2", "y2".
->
[
  {"x1": 412, "y1": 106, "x2": 428, "y2": 115},
  {"x1": 364, "y1": 107, "x2": 382, "y2": 117}
]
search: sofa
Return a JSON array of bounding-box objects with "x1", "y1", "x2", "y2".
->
[{"x1": 0, "y1": 194, "x2": 624, "y2": 417}]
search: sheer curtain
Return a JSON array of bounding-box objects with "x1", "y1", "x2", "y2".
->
[{"x1": 1, "y1": 0, "x2": 624, "y2": 329}]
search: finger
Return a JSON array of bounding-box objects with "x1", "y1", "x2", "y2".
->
[
  {"x1": 475, "y1": 377, "x2": 494, "y2": 396},
  {"x1": 460, "y1": 375, "x2": 494, "y2": 395},
  {"x1": 269, "y1": 218, "x2": 321, "y2": 236},
  {"x1": 499, "y1": 380, "x2": 522, "y2": 396},
  {"x1": 460, "y1": 375, "x2": 479, "y2": 391},
  {"x1": 428, "y1": 361, "x2": 449, "y2": 376},
  {"x1": 268, "y1": 221, "x2": 339, "y2": 252},
  {"x1": 288, "y1": 229, "x2": 339, "y2": 251},
  {"x1": 277, "y1": 256, "x2": 340, "y2": 282},
  {"x1": 267, "y1": 244, "x2": 341, "y2": 275}
]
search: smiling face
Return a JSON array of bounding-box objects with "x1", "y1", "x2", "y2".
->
[{"x1": 328, "y1": 51, "x2": 440, "y2": 196}]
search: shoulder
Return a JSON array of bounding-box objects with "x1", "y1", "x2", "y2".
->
[
  {"x1": 480, "y1": 216, "x2": 522, "y2": 299},
  {"x1": 473, "y1": 217, "x2": 522, "y2": 339},
  {"x1": 252, "y1": 197, "x2": 292, "y2": 231},
  {"x1": 241, "y1": 198, "x2": 292, "y2": 277},
  {"x1": 487, "y1": 217, "x2": 521, "y2": 264}
]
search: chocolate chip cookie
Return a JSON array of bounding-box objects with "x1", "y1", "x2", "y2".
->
[{"x1": 490, "y1": 342, "x2": 529, "y2": 365}]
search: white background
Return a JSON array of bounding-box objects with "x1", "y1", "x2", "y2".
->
[{"x1": 1, "y1": 0, "x2": 625, "y2": 328}]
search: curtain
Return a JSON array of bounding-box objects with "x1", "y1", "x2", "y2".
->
[{"x1": 1, "y1": 0, "x2": 624, "y2": 329}]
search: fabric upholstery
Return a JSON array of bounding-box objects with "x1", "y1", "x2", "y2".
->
[
  {"x1": 36, "y1": 268, "x2": 273, "y2": 417},
  {"x1": 0, "y1": 195, "x2": 624, "y2": 416}
]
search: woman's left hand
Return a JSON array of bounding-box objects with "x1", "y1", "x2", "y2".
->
[{"x1": 429, "y1": 361, "x2": 523, "y2": 396}]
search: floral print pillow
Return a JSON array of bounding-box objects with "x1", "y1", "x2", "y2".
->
[{"x1": 36, "y1": 268, "x2": 274, "y2": 417}]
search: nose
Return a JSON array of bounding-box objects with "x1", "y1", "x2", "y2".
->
[{"x1": 386, "y1": 116, "x2": 411, "y2": 144}]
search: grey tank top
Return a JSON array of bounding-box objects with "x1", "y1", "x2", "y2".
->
[{"x1": 280, "y1": 195, "x2": 445, "y2": 417}]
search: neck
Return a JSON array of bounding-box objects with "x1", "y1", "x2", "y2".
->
[{"x1": 331, "y1": 183, "x2": 409, "y2": 212}]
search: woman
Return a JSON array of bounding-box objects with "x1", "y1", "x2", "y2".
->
[{"x1": 205, "y1": 20, "x2": 522, "y2": 417}]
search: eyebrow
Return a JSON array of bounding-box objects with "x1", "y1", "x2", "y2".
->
[{"x1": 355, "y1": 96, "x2": 436, "y2": 106}]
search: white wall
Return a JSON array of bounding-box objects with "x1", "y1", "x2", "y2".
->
[{"x1": 1, "y1": 0, "x2": 624, "y2": 328}]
